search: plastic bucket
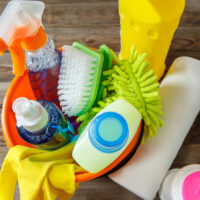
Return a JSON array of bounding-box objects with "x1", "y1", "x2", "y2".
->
[{"x1": 1, "y1": 62, "x2": 143, "y2": 183}]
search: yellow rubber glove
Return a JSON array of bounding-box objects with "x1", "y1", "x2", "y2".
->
[{"x1": 0, "y1": 142, "x2": 85, "y2": 200}]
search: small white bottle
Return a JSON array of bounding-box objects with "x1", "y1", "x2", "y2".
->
[
  {"x1": 13, "y1": 97, "x2": 75, "y2": 150},
  {"x1": 72, "y1": 99, "x2": 142, "y2": 173},
  {"x1": 159, "y1": 164, "x2": 200, "y2": 200}
]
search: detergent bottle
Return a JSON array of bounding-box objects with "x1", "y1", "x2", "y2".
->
[
  {"x1": 119, "y1": 0, "x2": 185, "y2": 79},
  {"x1": 0, "y1": 1, "x2": 61, "y2": 106},
  {"x1": 73, "y1": 99, "x2": 142, "y2": 173},
  {"x1": 12, "y1": 97, "x2": 75, "y2": 150}
]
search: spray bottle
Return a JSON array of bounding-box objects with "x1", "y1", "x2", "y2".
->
[{"x1": 0, "y1": 1, "x2": 61, "y2": 106}]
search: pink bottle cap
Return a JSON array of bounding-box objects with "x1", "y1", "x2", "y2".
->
[{"x1": 182, "y1": 171, "x2": 200, "y2": 200}]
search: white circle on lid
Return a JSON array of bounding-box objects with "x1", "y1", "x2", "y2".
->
[{"x1": 12, "y1": 97, "x2": 32, "y2": 115}]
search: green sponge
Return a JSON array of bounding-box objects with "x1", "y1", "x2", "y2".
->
[{"x1": 77, "y1": 46, "x2": 164, "y2": 140}]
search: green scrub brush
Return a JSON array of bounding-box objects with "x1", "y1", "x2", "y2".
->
[
  {"x1": 58, "y1": 42, "x2": 112, "y2": 117},
  {"x1": 77, "y1": 45, "x2": 164, "y2": 140}
]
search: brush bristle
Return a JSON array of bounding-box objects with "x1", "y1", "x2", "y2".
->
[{"x1": 58, "y1": 45, "x2": 97, "y2": 116}]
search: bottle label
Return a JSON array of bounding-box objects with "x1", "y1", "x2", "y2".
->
[{"x1": 17, "y1": 100, "x2": 75, "y2": 150}]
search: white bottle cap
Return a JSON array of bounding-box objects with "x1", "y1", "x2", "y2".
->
[
  {"x1": 159, "y1": 164, "x2": 200, "y2": 200},
  {"x1": 12, "y1": 97, "x2": 49, "y2": 132}
]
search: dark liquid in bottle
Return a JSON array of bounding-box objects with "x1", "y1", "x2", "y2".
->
[
  {"x1": 28, "y1": 64, "x2": 60, "y2": 107},
  {"x1": 28, "y1": 49, "x2": 61, "y2": 108}
]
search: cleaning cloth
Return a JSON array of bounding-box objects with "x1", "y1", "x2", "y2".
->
[
  {"x1": 0, "y1": 142, "x2": 85, "y2": 200},
  {"x1": 109, "y1": 57, "x2": 200, "y2": 200}
]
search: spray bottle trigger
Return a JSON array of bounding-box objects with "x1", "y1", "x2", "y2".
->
[{"x1": 8, "y1": 40, "x2": 26, "y2": 76}]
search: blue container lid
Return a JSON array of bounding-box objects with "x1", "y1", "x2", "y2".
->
[{"x1": 89, "y1": 112, "x2": 129, "y2": 153}]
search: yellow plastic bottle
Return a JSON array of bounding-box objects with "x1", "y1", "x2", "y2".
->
[{"x1": 119, "y1": 0, "x2": 185, "y2": 79}]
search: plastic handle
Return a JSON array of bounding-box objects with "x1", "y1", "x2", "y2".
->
[
  {"x1": 8, "y1": 40, "x2": 26, "y2": 76},
  {"x1": 21, "y1": 26, "x2": 47, "y2": 51},
  {"x1": 7, "y1": 26, "x2": 47, "y2": 76}
]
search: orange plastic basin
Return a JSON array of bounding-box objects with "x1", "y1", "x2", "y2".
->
[{"x1": 1, "y1": 69, "x2": 142, "y2": 183}]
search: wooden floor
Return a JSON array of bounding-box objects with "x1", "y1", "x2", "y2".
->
[{"x1": 0, "y1": 0, "x2": 200, "y2": 199}]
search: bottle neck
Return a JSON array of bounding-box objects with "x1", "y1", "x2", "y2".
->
[
  {"x1": 23, "y1": 105, "x2": 49, "y2": 133},
  {"x1": 25, "y1": 36, "x2": 61, "y2": 72},
  {"x1": 13, "y1": 98, "x2": 49, "y2": 132}
]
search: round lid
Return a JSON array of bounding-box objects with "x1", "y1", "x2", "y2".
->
[
  {"x1": 182, "y1": 171, "x2": 200, "y2": 200},
  {"x1": 89, "y1": 112, "x2": 129, "y2": 153},
  {"x1": 12, "y1": 97, "x2": 48, "y2": 132},
  {"x1": 12, "y1": 97, "x2": 33, "y2": 115}
]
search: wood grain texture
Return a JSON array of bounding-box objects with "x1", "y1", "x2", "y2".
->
[
  {"x1": 0, "y1": 0, "x2": 199, "y2": 25},
  {"x1": 0, "y1": 0, "x2": 199, "y2": 200}
]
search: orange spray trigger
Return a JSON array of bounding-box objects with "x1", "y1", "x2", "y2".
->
[
  {"x1": 0, "y1": 1, "x2": 45, "y2": 76},
  {"x1": 21, "y1": 26, "x2": 47, "y2": 51},
  {"x1": 8, "y1": 40, "x2": 26, "y2": 76}
]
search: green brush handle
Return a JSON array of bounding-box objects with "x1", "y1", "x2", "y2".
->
[{"x1": 94, "y1": 45, "x2": 113, "y2": 104}]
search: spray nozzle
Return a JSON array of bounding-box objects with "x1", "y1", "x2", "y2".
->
[{"x1": 0, "y1": 1, "x2": 47, "y2": 76}]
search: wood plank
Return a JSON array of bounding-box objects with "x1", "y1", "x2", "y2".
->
[
  {"x1": 0, "y1": 147, "x2": 8, "y2": 169},
  {"x1": 42, "y1": 1, "x2": 200, "y2": 26},
  {"x1": 0, "y1": 82, "x2": 10, "y2": 150},
  {"x1": 72, "y1": 176, "x2": 143, "y2": 200},
  {"x1": 185, "y1": 0, "x2": 200, "y2": 11},
  {"x1": 0, "y1": 66, "x2": 14, "y2": 82},
  {"x1": 167, "y1": 50, "x2": 200, "y2": 67},
  {"x1": 172, "y1": 26, "x2": 200, "y2": 51},
  {"x1": 0, "y1": 53, "x2": 11, "y2": 67},
  {"x1": 172, "y1": 144, "x2": 200, "y2": 168},
  {"x1": 0, "y1": 0, "x2": 117, "y2": 4},
  {"x1": 0, "y1": 0, "x2": 199, "y2": 26},
  {"x1": 45, "y1": 24, "x2": 120, "y2": 50},
  {"x1": 183, "y1": 112, "x2": 200, "y2": 145},
  {"x1": 0, "y1": 82, "x2": 10, "y2": 102},
  {"x1": 43, "y1": 2, "x2": 119, "y2": 25},
  {"x1": 42, "y1": 3, "x2": 199, "y2": 26},
  {"x1": 0, "y1": 131, "x2": 7, "y2": 148}
]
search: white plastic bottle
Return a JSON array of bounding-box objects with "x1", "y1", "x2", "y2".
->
[
  {"x1": 72, "y1": 99, "x2": 142, "y2": 173},
  {"x1": 159, "y1": 164, "x2": 200, "y2": 200},
  {"x1": 109, "y1": 57, "x2": 200, "y2": 200}
]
